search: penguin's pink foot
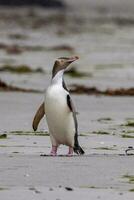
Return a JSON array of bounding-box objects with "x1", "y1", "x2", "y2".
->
[
  {"x1": 50, "y1": 146, "x2": 58, "y2": 156},
  {"x1": 67, "y1": 147, "x2": 73, "y2": 156}
]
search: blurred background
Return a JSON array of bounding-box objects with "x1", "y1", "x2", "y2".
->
[
  {"x1": 1, "y1": 2, "x2": 134, "y2": 195},
  {"x1": 0, "y1": 0, "x2": 134, "y2": 92}
]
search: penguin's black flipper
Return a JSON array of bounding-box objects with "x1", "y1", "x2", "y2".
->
[
  {"x1": 32, "y1": 102, "x2": 45, "y2": 131},
  {"x1": 74, "y1": 145, "x2": 85, "y2": 155},
  {"x1": 73, "y1": 132, "x2": 85, "y2": 155},
  {"x1": 67, "y1": 94, "x2": 85, "y2": 155}
]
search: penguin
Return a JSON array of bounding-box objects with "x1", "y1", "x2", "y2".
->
[{"x1": 32, "y1": 56, "x2": 84, "y2": 156}]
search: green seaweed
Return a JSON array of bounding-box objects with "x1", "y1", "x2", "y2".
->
[
  {"x1": 122, "y1": 130, "x2": 134, "y2": 134},
  {"x1": 0, "y1": 187, "x2": 8, "y2": 191},
  {"x1": 95, "y1": 63, "x2": 124, "y2": 70},
  {"x1": 66, "y1": 67, "x2": 91, "y2": 78},
  {"x1": 0, "y1": 145, "x2": 8, "y2": 147},
  {"x1": 0, "y1": 134, "x2": 7, "y2": 139},
  {"x1": 0, "y1": 65, "x2": 44, "y2": 74},
  {"x1": 121, "y1": 134, "x2": 134, "y2": 138},
  {"x1": 125, "y1": 121, "x2": 134, "y2": 127},
  {"x1": 10, "y1": 131, "x2": 49, "y2": 136},
  {"x1": 92, "y1": 131, "x2": 110, "y2": 135},
  {"x1": 79, "y1": 133, "x2": 89, "y2": 136},
  {"x1": 129, "y1": 188, "x2": 134, "y2": 192},
  {"x1": 97, "y1": 118, "x2": 112, "y2": 122},
  {"x1": 122, "y1": 175, "x2": 134, "y2": 184}
]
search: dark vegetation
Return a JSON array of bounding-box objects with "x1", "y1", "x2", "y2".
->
[
  {"x1": 1, "y1": 79, "x2": 134, "y2": 96},
  {"x1": 0, "y1": 79, "x2": 42, "y2": 93},
  {"x1": 0, "y1": 65, "x2": 44, "y2": 74},
  {"x1": 0, "y1": 134, "x2": 7, "y2": 139},
  {"x1": 122, "y1": 134, "x2": 134, "y2": 138},
  {"x1": 0, "y1": 43, "x2": 74, "y2": 54},
  {"x1": 0, "y1": 0, "x2": 65, "y2": 8},
  {"x1": 125, "y1": 121, "x2": 134, "y2": 127},
  {"x1": 70, "y1": 84, "x2": 134, "y2": 96},
  {"x1": 92, "y1": 131, "x2": 110, "y2": 135},
  {"x1": 66, "y1": 67, "x2": 91, "y2": 78}
]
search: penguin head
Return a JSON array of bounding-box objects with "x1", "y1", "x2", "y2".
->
[{"x1": 52, "y1": 56, "x2": 79, "y2": 78}]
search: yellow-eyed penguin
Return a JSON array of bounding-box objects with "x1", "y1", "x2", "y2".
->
[{"x1": 32, "y1": 56, "x2": 84, "y2": 156}]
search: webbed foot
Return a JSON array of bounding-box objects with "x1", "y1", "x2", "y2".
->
[
  {"x1": 50, "y1": 145, "x2": 58, "y2": 156},
  {"x1": 67, "y1": 147, "x2": 73, "y2": 156}
]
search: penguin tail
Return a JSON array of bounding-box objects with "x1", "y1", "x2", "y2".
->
[{"x1": 73, "y1": 145, "x2": 85, "y2": 155}]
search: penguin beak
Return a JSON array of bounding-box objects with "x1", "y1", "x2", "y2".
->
[{"x1": 67, "y1": 56, "x2": 79, "y2": 63}]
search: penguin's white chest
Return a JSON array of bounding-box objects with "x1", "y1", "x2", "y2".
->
[{"x1": 45, "y1": 84, "x2": 75, "y2": 147}]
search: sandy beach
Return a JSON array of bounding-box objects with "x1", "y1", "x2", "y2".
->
[
  {"x1": 0, "y1": 92, "x2": 134, "y2": 199},
  {"x1": 0, "y1": 0, "x2": 134, "y2": 199}
]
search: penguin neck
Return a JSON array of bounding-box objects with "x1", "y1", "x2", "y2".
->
[{"x1": 51, "y1": 69, "x2": 64, "y2": 86}]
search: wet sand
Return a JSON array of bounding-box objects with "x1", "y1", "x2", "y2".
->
[{"x1": 0, "y1": 92, "x2": 134, "y2": 199}]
